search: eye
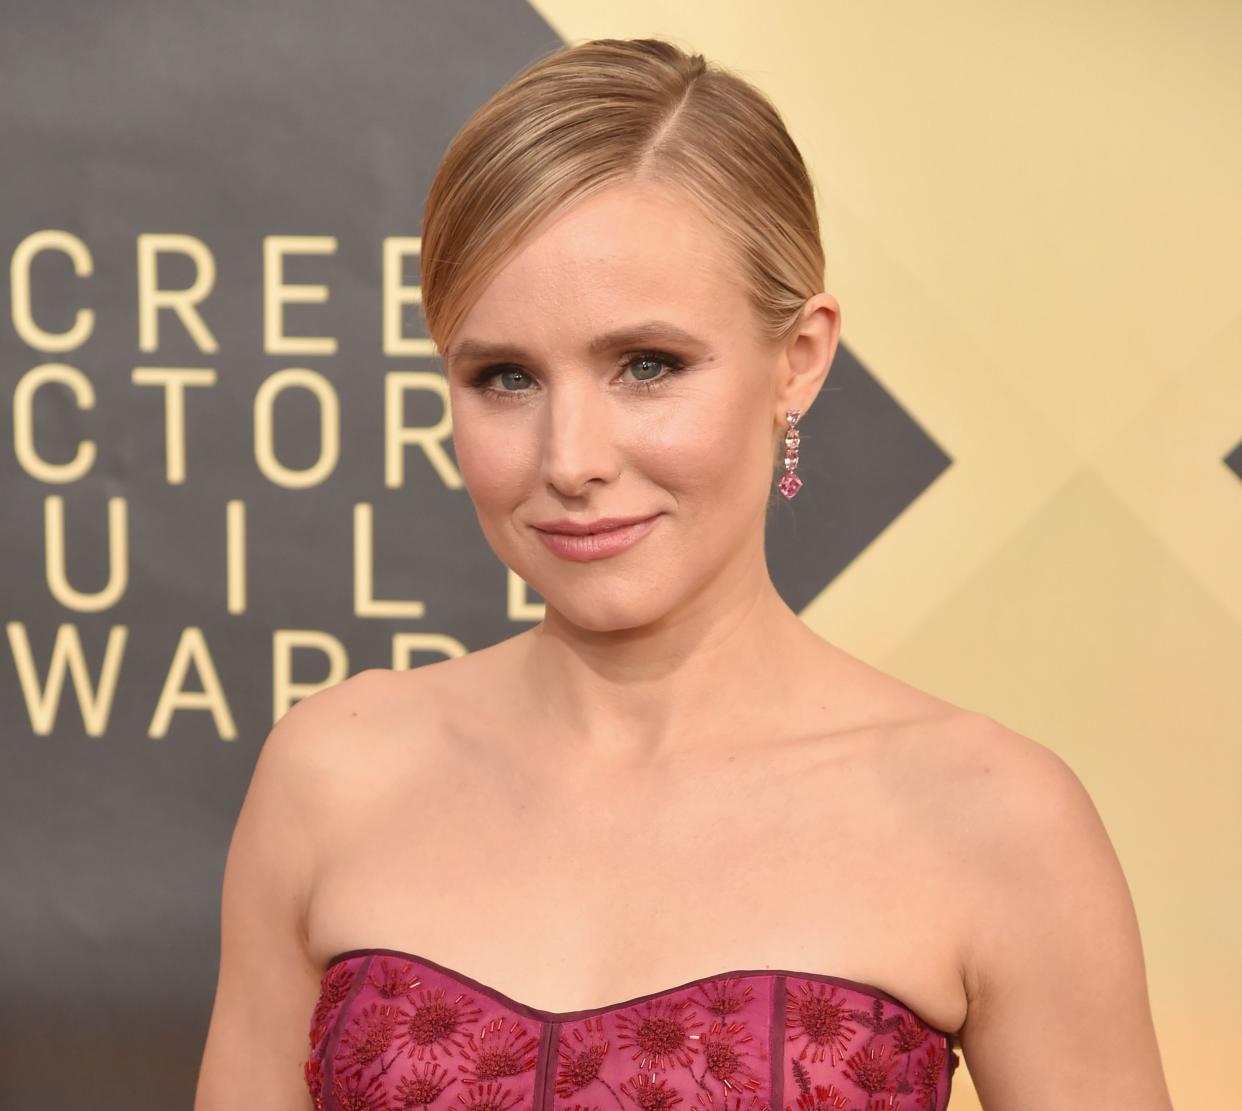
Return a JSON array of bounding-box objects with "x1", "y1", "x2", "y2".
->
[
  {"x1": 470, "y1": 365, "x2": 534, "y2": 393},
  {"x1": 621, "y1": 350, "x2": 686, "y2": 391},
  {"x1": 494, "y1": 367, "x2": 533, "y2": 391},
  {"x1": 467, "y1": 349, "x2": 687, "y2": 400},
  {"x1": 626, "y1": 354, "x2": 667, "y2": 382}
]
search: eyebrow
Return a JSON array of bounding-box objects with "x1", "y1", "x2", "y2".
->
[{"x1": 444, "y1": 320, "x2": 710, "y2": 365}]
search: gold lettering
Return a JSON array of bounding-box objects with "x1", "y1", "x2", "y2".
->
[
  {"x1": 11, "y1": 230, "x2": 95, "y2": 352},
  {"x1": 263, "y1": 235, "x2": 338, "y2": 355},
  {"x1": 382, "y1": 236, "x2": 436, "y2": 357},
  {"x1": 253, "y1": 367, "x2": 340, "y2": 488},
  {"x1": 13, "y1": 363, "x2": 96, "y2": 482},
  {"x1": 137, "y1": 234, "x2": 219, "y2": 353},
  {"x1": 149, "y1": 627, "x2": 237, "y2": 739},
  {"x1": 131, "y1": 367, "x2": 217, "y2": 484}
]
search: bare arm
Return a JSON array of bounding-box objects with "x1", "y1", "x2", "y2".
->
[
  {"x1": 958, "y1": 722, "x2": 1175, "y2": 1109},
  {"x1": 194, "y1": 679, "x2": 353, "y2": 1109}
]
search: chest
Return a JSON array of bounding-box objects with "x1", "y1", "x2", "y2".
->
[{"x1": 306, "y1": 733, "x2": 964, "y2": 1032}]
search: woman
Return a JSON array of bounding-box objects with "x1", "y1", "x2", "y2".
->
[{"x1": 196, "y1": 38, "x2": 1173, "y2": 1111}]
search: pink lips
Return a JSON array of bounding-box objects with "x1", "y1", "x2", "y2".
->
[{"x1": 532, "y1": 514, "x2": 662, "y2": 562}]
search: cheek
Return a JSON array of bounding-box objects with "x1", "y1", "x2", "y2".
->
[
  {"x1": 635, "y1": 392, "x2": 769, "y2": 500},
  {"x1": 640, "y1": 423, "x2": 722, "y2": 490},
  {"x1": 452, "y1": 423, "x2": 533, "y2": 511}
]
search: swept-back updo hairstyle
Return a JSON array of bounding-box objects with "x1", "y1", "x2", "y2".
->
[{"x1": 419, "y1": 37, "x2": 827, "y2": 359}]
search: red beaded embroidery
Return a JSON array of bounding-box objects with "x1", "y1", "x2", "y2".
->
[{"x1": 304, "y1": 949, "x2": 960, "y2": 1111}]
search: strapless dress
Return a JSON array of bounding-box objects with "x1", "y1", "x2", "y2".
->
[{"x1": 303, "y1": 947, "x2": 961, "y2": 1111}]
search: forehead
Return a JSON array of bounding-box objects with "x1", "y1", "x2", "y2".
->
[{"x1": 453, "y1": 181, "x2": 751, "y2": 349}]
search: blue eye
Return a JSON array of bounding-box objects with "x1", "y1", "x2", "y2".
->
[
  {"x1": 468, "y1": 349, "x2": 687, "y2": 399},
  {"x1": 497, "y1": 368, "x2": 532, "y2": 391},
  {"x1": 468, "y1": 365, "x2": 533, "y2": 393},
  {"x1": 622, "y1": 350, "x2": 686, "y2": 391}
]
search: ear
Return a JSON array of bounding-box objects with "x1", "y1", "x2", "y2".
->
[{"x1": 775, "y1": 291, "x2": 841, "y2": 423}]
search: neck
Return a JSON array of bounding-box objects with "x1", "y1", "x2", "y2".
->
[{"x1": 517, "y1": 563, "x2": 825, "y2": 767}]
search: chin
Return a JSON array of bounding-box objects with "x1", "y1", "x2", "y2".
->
[
  {"x1": 531, "y1": 578, "x2": 675, "y2": 634},
  {"x1": 549, "y1": 601, "x2": 665, "y2": 634}
]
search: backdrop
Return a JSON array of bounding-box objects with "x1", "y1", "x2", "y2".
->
[{"x1": 2, "y1": 2, "x2": 1236, "y2": 1108}]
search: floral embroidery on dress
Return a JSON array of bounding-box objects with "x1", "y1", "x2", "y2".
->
[
  {"x1": 695, "y1": 976, "x2": 757, "y2": 1018},
  {"x1": 612, "y1": 996, "x2": 706, "y2": 1071},
  {"x1": 393, "y1": 1061, "x2": 459, "y2": 1107},
  {"x1": 553, "y1": 1016, "x2": 611, "y2": 1099},
  {"x1": 304, "y1": 1054, "x2": 325, "y2": 1111},
  {"x1": 456, "y1": 1079, "x2": 527, "y2": 1111},
  {"x1": 457, "y1": 1015, "x2": 541, "y2": 1083},
  {"x1": 337, "y1": 1001, "x2": 404, "y2": 1073},
  {"x1": 302, "y1": 953, "x2": 958, "y2": 1111},
  {"x1": 785, "y1": 981, "x2": 857, "y2": 1067},
  {"x1": 698, "y1": 1019, "x2": 764, "y2": 1094},
  {"x1": 328, "y1": 1067, "x2": 388, "y2": 1111},
  {"x1": 393, "y1": 982, "x2": 485, "y2": 1061},
  {"x1": 369, "y1": 955, "x2": 423, "y2": 998},
  {"x1": 913, "y1": 1041, "x2": 955, "y2": 1111},
  {"x1": 310, "y1": 962, "x2": 357, "y2": 1048}
]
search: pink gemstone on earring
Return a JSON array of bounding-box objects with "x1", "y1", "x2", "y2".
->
[{"x1": 778, "y1": 472, "x2": 803, "y2": 499}]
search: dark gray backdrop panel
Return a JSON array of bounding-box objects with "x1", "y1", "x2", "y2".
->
[
  {"x1": 0, "y1": 3, "x2": 949, "y2": 1108},
  {"x1": 0, "y1": 3, "x2": 564, "y2": 1108}
]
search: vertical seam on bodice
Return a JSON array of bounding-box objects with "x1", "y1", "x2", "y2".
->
[
  {"x1": 322, "y1": 953, "x2": 374, "y2": 1103},
  {"x1": 771, "y1": 975, "x2": 786, "y2": 1111},
  {"x1": 944, "y1": 1031, "x2": 956, "y2": 1109},
  {"x1": 536, "y1": 1021, "x2": 559, "y2": 1108}
]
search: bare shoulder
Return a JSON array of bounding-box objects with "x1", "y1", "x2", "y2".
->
[
  {"x1": 905, "y1": 709, "x2": 1119, "y2": 930},
  {"x1": 222, "y1": 665, "x2": 417, "y2": 942},
  {"x1": 922, "y1": 714, "x2": 1174, "y2": 1109},
  {"x1": 917, "y1": 709, "x2": 1093, "y2": 822},
  {"x1": 930, "y1": 712, "x2": 1114, "y2": 889},
  {"x1": 265, "y1": 653, "x2": 521, "y2": 837},
  {"x1": 195, "y1": 666, "x2": 404, "y2": 1109},
  {"x1": 259, "y1": 662, "x2": 454, "y2": 794},
  {"x1": 248, "y1": 668, "x2": 391, "y2": 817},
  {"x1": 261, "y1": 666, "x2": 391, "y2": 764}
]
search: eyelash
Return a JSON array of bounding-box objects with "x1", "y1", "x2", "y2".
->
[{"x1": 467, "y1": 350, "x2": 687, "y2": 400}]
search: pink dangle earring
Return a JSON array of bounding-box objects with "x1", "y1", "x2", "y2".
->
[{"x1": 777, "y1": 409, "x2": 803, "y2": 499}]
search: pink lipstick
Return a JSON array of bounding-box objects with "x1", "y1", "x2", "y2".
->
[{"x1": 532, "y1": 514, "x2": 661, "y2": 562}]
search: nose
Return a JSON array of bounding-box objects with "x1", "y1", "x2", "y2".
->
[{"x1": 539, "y1": 381, "x2": 621, "y2": 497}]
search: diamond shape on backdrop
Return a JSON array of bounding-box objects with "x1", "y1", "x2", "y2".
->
[
  {"x1": 1224, "y1": 439, "x2": 1242, "y2": 484},
  {"x1": 766, "y1": 343, "x2": 954, "y2": 611}
]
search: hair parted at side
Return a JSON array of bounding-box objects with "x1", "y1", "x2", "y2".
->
[{"x1": 420, "y1": 37, "x2": 826, "y2": 355}]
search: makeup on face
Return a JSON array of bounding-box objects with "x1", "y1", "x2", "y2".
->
[{"x1": 531, "y1": 514, "x2": 663, "y2": 562}]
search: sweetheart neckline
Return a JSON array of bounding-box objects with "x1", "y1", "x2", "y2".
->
[{"x1": 323, "y1": 944, "x2": 957, "y2": 1039}]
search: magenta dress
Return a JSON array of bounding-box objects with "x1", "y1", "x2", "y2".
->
[{"x1": 303, "y1": 946, "x2": 961, "y2": 1110}]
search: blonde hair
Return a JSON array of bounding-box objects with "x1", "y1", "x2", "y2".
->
[{"x1": 420, "y1": 37, "x2": 826, "y2": 356}]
